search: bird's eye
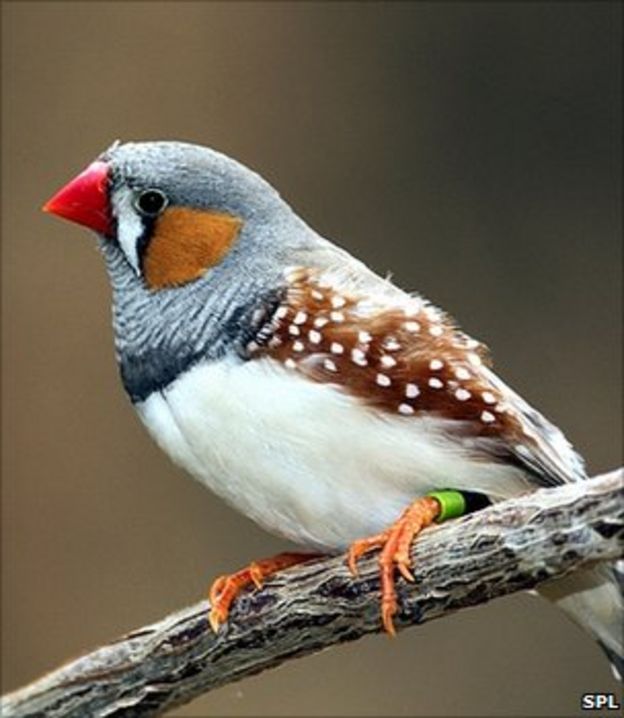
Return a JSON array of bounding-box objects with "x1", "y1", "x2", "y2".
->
[{"x1": 135, "y1": 189, "x2": 168, "y2": 217}]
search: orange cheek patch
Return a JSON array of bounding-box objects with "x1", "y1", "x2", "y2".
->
[{"x1": 143, "y1": 207, "x2": 242, "y2": 290}]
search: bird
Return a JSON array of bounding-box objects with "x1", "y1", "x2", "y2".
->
[{"x1": 43, "y1": 140, "x2": 622, "y2": 677}]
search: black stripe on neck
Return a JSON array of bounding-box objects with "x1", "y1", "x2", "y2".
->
[{"x1": 119, "y1": 287, "x2": 285, "y2": 404}]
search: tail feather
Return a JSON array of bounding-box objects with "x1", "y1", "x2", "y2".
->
[
  {"x1": 539, "y1": 566, "x2": 623, "y2": 681},
  {"x1": 598, "y1": 641, "x2": 623, "y2": 682}
]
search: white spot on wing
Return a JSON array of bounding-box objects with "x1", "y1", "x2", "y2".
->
[
  {"x1": 351, "y1": 348, "x2": 368, "y2": 366},
  {"x1": 405, "y1": 383, "x2": 420, "y2": 398},
  {"x1": 383, "y1": 337, "x2": 401, "y2": 351},
  {"x1": 403, "y1": 301, "x2": 422, "y2": 317}
]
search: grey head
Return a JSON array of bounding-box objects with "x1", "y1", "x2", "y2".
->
[{"x1": 95, "y1": 140, "x2": 326, "y2": 403}]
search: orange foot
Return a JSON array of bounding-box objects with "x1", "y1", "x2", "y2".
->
[
  {"x1": 208, "y1": 551, "x2": 323, "y2": 632},
  {"x1": 347, "y1": 496, "x2": 441, "y2": 636}
]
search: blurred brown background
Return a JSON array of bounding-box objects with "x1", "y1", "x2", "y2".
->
[{"x1": 2, "y1": 1, "x2": 622, "y2": 715}]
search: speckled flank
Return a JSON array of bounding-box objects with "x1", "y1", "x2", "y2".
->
[{"x1": 244, "y1": 267, "x2": 527, "y2": 440}]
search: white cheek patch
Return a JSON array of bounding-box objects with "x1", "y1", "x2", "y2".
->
[{"x1": 110, "y1": 186, "x2": 144, "y2": 275}]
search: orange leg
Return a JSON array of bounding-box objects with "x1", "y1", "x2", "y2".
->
[
  {"x1": 208, "y1": 552, "x2": 323, "y2": 632},
  {"x1": 347, "y1": 496, "x2": 441, "y2": 636}
]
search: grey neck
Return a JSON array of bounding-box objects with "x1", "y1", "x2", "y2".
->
[{"x1": 100, "y1": 239, "x2": 285, "y2": 403}]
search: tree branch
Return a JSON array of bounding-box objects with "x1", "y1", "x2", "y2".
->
[{"x1": 3, "y1": 470, "x2": 623, "y2": 717}]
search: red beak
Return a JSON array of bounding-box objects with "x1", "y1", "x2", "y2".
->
[{"x1": 43, "y1": 160, "x2": 112, "y2": 236}]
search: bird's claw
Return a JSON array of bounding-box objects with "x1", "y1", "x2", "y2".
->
[
  {"x1": 206, "y1": 552, "x2": 322, "y2": 633},
  {"x1": 345, "y1": 496, "x2": 440, "y2": 635}
]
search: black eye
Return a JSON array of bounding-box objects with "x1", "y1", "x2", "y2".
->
[{"x1": 135, "y1": 189, "x2": 168, "y2": 216}]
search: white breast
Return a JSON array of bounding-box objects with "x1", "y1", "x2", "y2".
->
[{"x1": 137, "y1": 357, "x2": 533, "y2": 550}]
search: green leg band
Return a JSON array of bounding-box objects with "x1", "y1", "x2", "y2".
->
[{"x1": 427, "y1": 489, "x2": 467, "y2": 523}]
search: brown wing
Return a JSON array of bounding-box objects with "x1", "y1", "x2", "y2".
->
[{"x1": 246, "y1": 268, "x2": 585, "y2": 487}]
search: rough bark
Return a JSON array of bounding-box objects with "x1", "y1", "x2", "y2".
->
[{"x1": 2, "y1": 469, "x2": 622, "y2": 718}]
